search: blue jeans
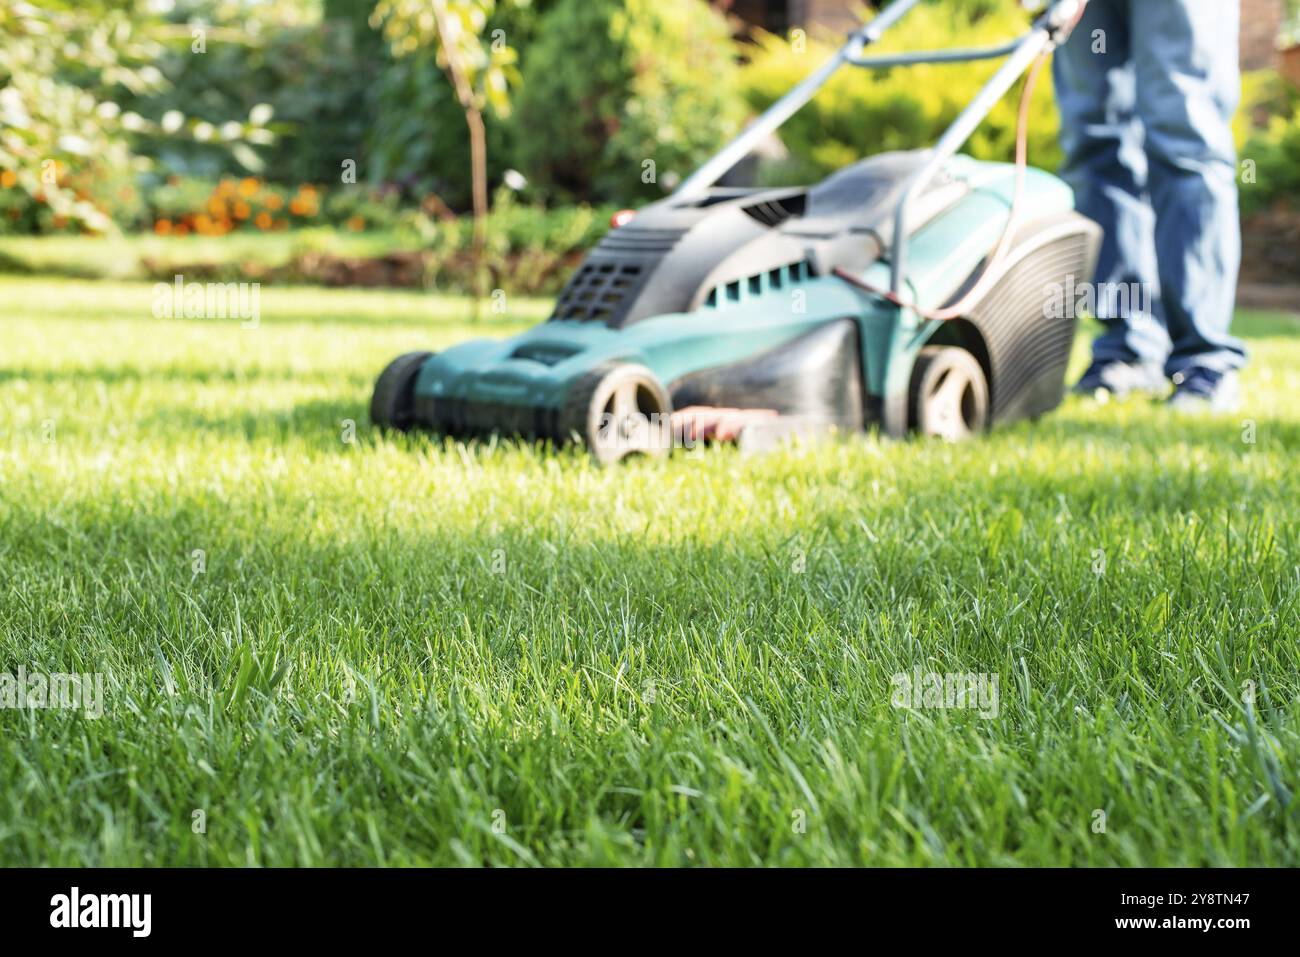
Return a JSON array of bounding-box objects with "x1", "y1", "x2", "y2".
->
[{"x1": 1053, "y1": 0, "x2": 1246, "y2": 376}]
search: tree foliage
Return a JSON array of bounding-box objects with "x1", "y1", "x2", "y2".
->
[
  {"x1": 129, "y1": 0, "x2": 369, "y2": 185},
  {"x1": 0, "y1": 0, "x2": 273, "y2": 232},
  {"x1": 738, "y1": 1, "x2": 1061, "y2": 186},
  {"x1": 371, "y1": 0, "x2": 522, "y2": 118},
  {"x1": 513, "y1": 0, "x2": 742, "y2": 204}
]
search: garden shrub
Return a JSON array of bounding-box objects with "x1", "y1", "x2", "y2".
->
[
  {"x1": 417, "y1": 189, "x2": 615, "y2": 293},
  {"x1": 131, "y1": 2, "x2": 376, "y2": 186},
  {"x1": 116, "y1": 189, "x2": 614, "y2": 296},
  {"x1": 140, "y1": 176, "x2": 407, "y2": 236},
  {"x1": 737, "y1": 0, "x2": 1062, "y2": 185},
  {"x1": 513, "y1": 0, "x2": 743, "y2": 204},
  {"x1": 1238, "y1": 75, "x2": 1300, "y2": 215}
]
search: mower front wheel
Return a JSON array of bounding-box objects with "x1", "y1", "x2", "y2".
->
[
  {"x1": 560, "y1": 363, "x2": 672, "y2": 465},
  {"x1": 909, "y1": 346, "x2": 990, "y2": 441},
  {"x1": 371, "y1": 351, "x2": 432, "y2": 432}
]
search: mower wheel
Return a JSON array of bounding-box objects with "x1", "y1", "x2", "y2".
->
[
  {"x1": 560, "y1": 363, "x2": 672, "y2": 465},
  {"x1": 371, "y1": 351, "x2": 433, "y2": 432},
  {"x1": 909, "y1": 346, "x2": 990, "y2": 441}
]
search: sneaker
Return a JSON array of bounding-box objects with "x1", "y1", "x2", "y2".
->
[
  {"x1": 1072, "y1": 360, "x2": 1167, "y2": 398},
  {"x1": 1167, "y1": 367, "x2": 1241, "y2": 413}
]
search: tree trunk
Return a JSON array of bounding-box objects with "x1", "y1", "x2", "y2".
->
[
  {"x1": 465, "y1": 105, "x2": 488, "y2": 322},
  {"x1": 431, "y1": 0, "x2": 489, "y2": 321}
]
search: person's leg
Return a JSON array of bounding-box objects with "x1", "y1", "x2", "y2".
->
[
  {"x1": 1053, "y1": 0, "x2": 1169, "y2": 376},
  {"x1": 1130, "y1": 0, "x2": 1246, "y2": 379}
]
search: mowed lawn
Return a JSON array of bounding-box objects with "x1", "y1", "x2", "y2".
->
[{"x1": 1, "y1": 275, "x2": 1298, "y2": 866}]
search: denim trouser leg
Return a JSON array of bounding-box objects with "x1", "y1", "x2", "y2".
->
[
  {"x1": 1053, "y1": 0, "x2": 1169, "y2": 367},
  {"x1": 1053, "y1": 0, "x2": 1245, "y2": 374},
  {"x1": 1130, "y1": 0, "x2": 1246, "y2": 376}
]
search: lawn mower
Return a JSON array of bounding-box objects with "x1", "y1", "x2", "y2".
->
[{"x1": 372, "y1": 0, "x2": 1099, "y2": 462}]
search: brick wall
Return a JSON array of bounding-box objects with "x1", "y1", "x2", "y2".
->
[
  {"x1": 801, "y1": 0, "x2": 860, "y2": 36},
  {"x1": 1241, "y1": 0, "x2": 1283, "y2": 70}
]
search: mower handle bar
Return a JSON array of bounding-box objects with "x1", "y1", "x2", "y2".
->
[{"x1": 670, "y1": 0, "x2": 1088, "y2": 299}]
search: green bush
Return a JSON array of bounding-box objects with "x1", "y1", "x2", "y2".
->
[
  {"x1": 131, "y1": 175, "x2": 409, "y2": 235},
  {"x1": 737, "y1": 1, "x2": 1062, "y2": 185},
  {"x1": 1242, "y1": 112, "x2": 1300, "y2": 215},
  {"x1": 513, "y1": 0, "x2": 743, "y2": 204},
  {"x1": 364, "y1": 48, "x2": 515, "y2": 209},
  {"x1": 1, "y1": 2, "x2": 175, "y2": 233},
  {"x1": 1238, "y1": 76, "x2": 1300, "y2": 215},
  {"x1": 415, "y1": 189, "x2": 616, "y2": 293},
  {"x1": 130, "y1": 2, "x2": 375, "y2": 186}
]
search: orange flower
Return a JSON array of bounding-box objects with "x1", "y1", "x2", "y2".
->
[
  {"x1": 0, "y1": 170, "x2": 16, "y2": 188},
  {"x1": 289, "y1": 197, "x2": 306, "y2": 216},
  {"x1": 207, "y1": 197, "x2": 226, "y2": 217},
  {"x1": 346, "y1": 215, "x2": 365, "y2": 232},
  {"x1": 173, "y1": 223, "x2": 190, "y2": 236},
  {"x1": 233, "y1": 200, "x2": 250, "y2": 220},
  {"x1": 265, "y1": 194, "x2": 283, "y2": 211},
  {"x1": 239, "y1": 177, "x2": 259, "y2": 197},
  {"x1": 255, "y1": 211, "x2": 272, "y2": 230}
]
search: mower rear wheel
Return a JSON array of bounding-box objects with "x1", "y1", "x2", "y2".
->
[
  {"x1": 909, "y1": 346, "x2": 990, "y2": 441},
  {"x1": 560, "y1": 363, "x2": 672, "y2": 465},
  {"x1": 371, "y1": 351, "x2": 433, "y2": 432}
]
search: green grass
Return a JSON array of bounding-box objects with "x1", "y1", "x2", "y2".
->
[{"x1": 2, "y1": 275, "x2": 1298, "y2": 866}]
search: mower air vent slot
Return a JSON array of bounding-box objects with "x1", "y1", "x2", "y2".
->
[
  {"x1": 741, "y1": 194, "x2": 807, "y2": 228},
  {"x1": 597, "y1": 227, "x2": 687, "y2": 255},
  {"x1": 703, "y1": 260, "x2": 814, "y2": 311}
]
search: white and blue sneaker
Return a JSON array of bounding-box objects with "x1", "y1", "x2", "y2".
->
[
  {"x1": 1072, "y1": 360, "x2": 1167, "y2": 399},
  {"x1": 1167, "y1": 367, "x2": 1241, "y2": 413}
]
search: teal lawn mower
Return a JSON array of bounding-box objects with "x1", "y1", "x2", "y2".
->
[{"x1": 372, "y1": 0, "x2": 1099, "y2": 463}]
